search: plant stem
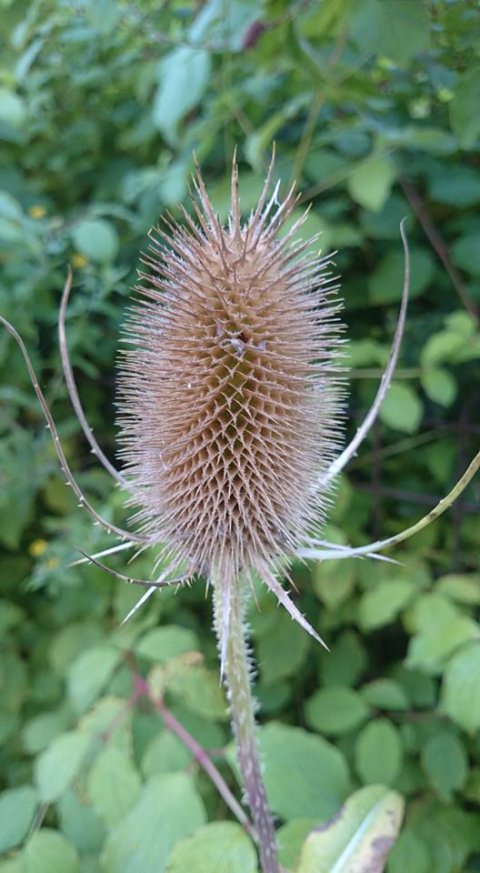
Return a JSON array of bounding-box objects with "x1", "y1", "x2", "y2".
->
[{"x1": 213, "y1": 576, "x2": 280, "y2": 873}]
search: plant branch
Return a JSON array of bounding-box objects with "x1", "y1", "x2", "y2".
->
[
  {"x1": 400, "y1": 177, "x2": 479, "y2": 322},
  {"x1": 319, "y1": 219, "x2": 410, "y2": 489},
  {"x1": 123, "y1": 656, "x2": 256, "y2": 841},
  {"x1": 300, "y1": 448, "x2": 480, "y2": 562}
]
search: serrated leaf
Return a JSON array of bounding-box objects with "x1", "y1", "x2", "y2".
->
[
  {"x1": 379, "y1": 383, "x2": 423, "y2": 434},
  {"x1": 67, "y1": 645, "x2": 120, "y2": 713},
  {"x1": 421, "y1": 731, "x2": 468, "y2": 800},
  {"x1": 348, "y1": 157, "x2": 396, "y2": 212},
  {"x1": 72, "y1": 219, "x2": 119, "y2": 263},
  {"x1": 141, "y1": 730, "x2": 191, "y2": 776},
  {"x1": 87, "y1": 745, "x2": 141, "y2": 826},
  {"x1": 406, "y1": 594, "x2": 480, "y2": 675},
  {"x1": 135, "y1": 625, "x2": 199, "y2": 662},
  {"x1": 167, "y1": 822, "x2": 257, "y2": 873},
  {"x1": 351, "y1": 0, "x2": 430, "y2": 64},
  {"x1": 361, "y1": 679, "x2": 409, "y2": 712},
  {"x1": 450, "y1": 68, "x2": 480, "y2": 149},
  {"x1": 102, "y1": 773, "x2": 206, "y2": 873},
  {"x1": 57, "y1": 790, "x2": 105, "y2": 854},
  {"x1": 153, "y1": 47, "x2": 211, "y2": 145},
  {"x1": 296, "y1": 784, "x2": 404, "y2": 873},
  {"x1": 22, "y1": 709, "x2": 71, "y2": 754},
  {"x1": 369, "y1": 248, "x2": 434, "y2": 304},
  {"x1": 305, "y1": 686, "x2": 370, "y2": 736},
  {"x1": 386, "y1": 827, "x2": 431, "y2": 873},
  {"x1": 0, "y1": 786, "x2": 38, "y2": 853},
  {"x1": 256, "y1": 608, "x2": 311, "y2": 685},
  {"x1": 436, "y1": 574, "x2": 480, "y2": 605},
  {"x1": 34, "y1": 731, "x2": 92, "y2": 802},
  {"x1": 259, "y1": 723, "x2": 351, "y2": 820},
  {"x1": 358, "y1": 579, "x2": 415, "y2": 631},
  {"x1": 23, "y1": 829, "x2": 80, "y2": 873},
  {"x1": 421, "y1": 367, "x2": 457, "y2": 407},
  {"x1": 441, "y1": 643, "x2": 480, "y2": 734},
  {"x1": 355, "y1": 720, "x2": 403, "y2": 786},
  {"x1": 165, "y1": 662, "x2": 228, "y2": 721}
]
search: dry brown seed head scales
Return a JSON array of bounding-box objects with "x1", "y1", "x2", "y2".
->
[{"x1": 116, "y1": 160, "x2": 345, "y2": 583}]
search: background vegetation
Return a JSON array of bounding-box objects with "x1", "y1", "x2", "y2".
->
[{"x1": 1, "y1": 0, "x2": 479, "y2": 870}]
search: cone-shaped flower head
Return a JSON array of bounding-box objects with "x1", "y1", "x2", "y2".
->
[{"x1": 117, "y1": 159, "x2": 344, "y2": 584}]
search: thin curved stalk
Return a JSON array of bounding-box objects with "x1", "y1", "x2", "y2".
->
[
  {"x1": 0, "y1": 315, "x2": 147, "y2": 545},
  {"x1": 300, "y1": 448, "x2": 480, "y2": 562},
  {"x1": 59, "y1": 269, "x2": 128, "y2": 487},
  {"x1": 70, "y1": 540, "x2": 138, "y2": 566},
  {"x1": 318, "y1": 219, "x2": 410, "y2": 490},
  {"x1": 213, "y1": 572, "x2": 279, "y2": 873}
]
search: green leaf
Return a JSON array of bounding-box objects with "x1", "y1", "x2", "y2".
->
[
  {"x1": 450, "y1": 68, "x2": 480, "y2": 149},
  {"x1": 22, "y1": 709, "x2": 71, "y2": 754},
  {"x1": 102, "y1": 773, "x2": 206, "y2": 873},
  {"x1": 296, "y1": 785, "x2": 404, "y2": 873},
  {"x1": 23, "y1": 829, "x2": 80, "y2": 873},
  {"x1": 358, "y1": 579, "x2": 415, "y2": 631},
  {"x1": 57, "y1": 790, "x2": 105, "y2": 854},
  {"x1": 259, "y1": 723, "x2": 351, "y2": 820},
  {"x1": 135, "y1": 625, "x2": 199, "y2": 662},
  {"x1": 421, "y1": 367, "x2": 457, "y2": 407},
  {"x1": 347, "y1": 157, "x2": 396, "y2": 212},
  {"x1": 430, "y1": 167, "x2": 480, "y2": 207},
  {"x1": 153, "y1": 47, "x2": 211, "y2": 145},
  {"x1": 452, "y1": 233, "x2": 480, "y2": 276},
  {"x1": 436, "y1": 574, "x2": 480, "y2": 606},
  {"x1": 369, "y1": 248, "x2": 434, "y2": 304},
  {"x1": 361, "y1": 679, "x2": 409, "y2": 712},
  {"x1": 167, "y1": 822, "x2": 257, "y2": 873},
  {"x1": 277, "y1": 819, "x2": 318, "y2": 871},
  {"x1": 67, "y1": 644, "x2": 120, "y2": 713},
  {"x1": 350, "y1": 0, "x2": 430, "y2": 64},
  {"x1": 87, "y1": 745, "x2": 142, "y2": 826},
  {"x1": 305, "y1": 686, "x2": 370, "y2": 736},
  {"x1": 406, "y1": 594, "x2": 480, "y2": 675},
  {"x1": 165, "y1": 662, "x2": 228, "y2": 720},
  {"x1": 441, "y1": 642, "x2": 480, "y2": 734},
  {"x1": 34, "y1": 731, "x2": 92, "y2": 802},
  {"x1": 190, "y1": 0, "x2": 260, "y2": 52},
  {"x1": 379, "y1": 383, "x2": 423, "y2": 434},
  {"x1": 256, "y1": 608, "x2": 311, "y2": 685},
  {"x1": 48, "y1": 622, "x2": 104, "y2": 677},
  {"x1": 421, "y1": 731, "x2": 468, "y2": 800},
  {"x1": 320, "y1": 632, "x2": 368, "y2": 688},
  {"x1": 141, "y1": 730, "x2": 192, "y2": 775},
  {"x1": 0, "y1": 88, "x2": 26, "y2": 126},
  {"x1": 355, "y1": 720, "x2": 403, "y2": 786},
  {"x1": 0, "y1": 786, "x2": 38, "y2": 853},
  {"x1": 387, "y1": 828, "x2": 431, "y2": 873},
  {"x1": 71, "y1": 218, "x2": 119, "y2": 262}
]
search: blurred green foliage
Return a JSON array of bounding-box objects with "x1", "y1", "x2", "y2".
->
[{"x1": 0, "y1": 0, "x2": 479, "y2": 870}]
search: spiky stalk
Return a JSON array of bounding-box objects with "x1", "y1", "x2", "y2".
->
[{"x1": 213, "y1": 570, "x2": 279, "y2": 873}]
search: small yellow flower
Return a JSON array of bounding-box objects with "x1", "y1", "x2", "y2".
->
[
  {"x1": 28, "y1": 205, "x2": 46, "y2": 219},
  {"x1": 29, "y1": 538, "x2": 48, "y2": 557},
  {"x1": 46, "y1": 557, "x2": 60, "y2": 570},
  {"x1": 71, "y1": 252, "x2": 88, "y2": 268}
]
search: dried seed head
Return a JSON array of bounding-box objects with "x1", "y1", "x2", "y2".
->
[{"x1": 117, "y1": 159, "x2": 344, "y2": 582}]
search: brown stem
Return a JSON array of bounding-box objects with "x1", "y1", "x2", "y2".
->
[
  {"x1": 123, "y1": 656, "x2": 256, "y2": 841},
  {"x1": 400, "y1": 177, "x2": 479, "y2": 322}
]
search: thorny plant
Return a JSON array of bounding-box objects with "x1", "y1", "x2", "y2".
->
[{"x1": 2, "y1": 157, "x2": 479, "y2": 873}]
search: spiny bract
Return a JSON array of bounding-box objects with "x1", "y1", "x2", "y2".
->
[{"x1": 117, "y1": 159, "x2": 344, "y2": 586}]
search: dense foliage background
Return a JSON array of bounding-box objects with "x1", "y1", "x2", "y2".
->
[{"x1": 1, "y1": 1, "x2": 479, "y2": 870}]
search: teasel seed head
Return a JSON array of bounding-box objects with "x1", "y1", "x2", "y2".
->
[{"x1": 117, "y1": 157, "x2": 345, "y2": 591}]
